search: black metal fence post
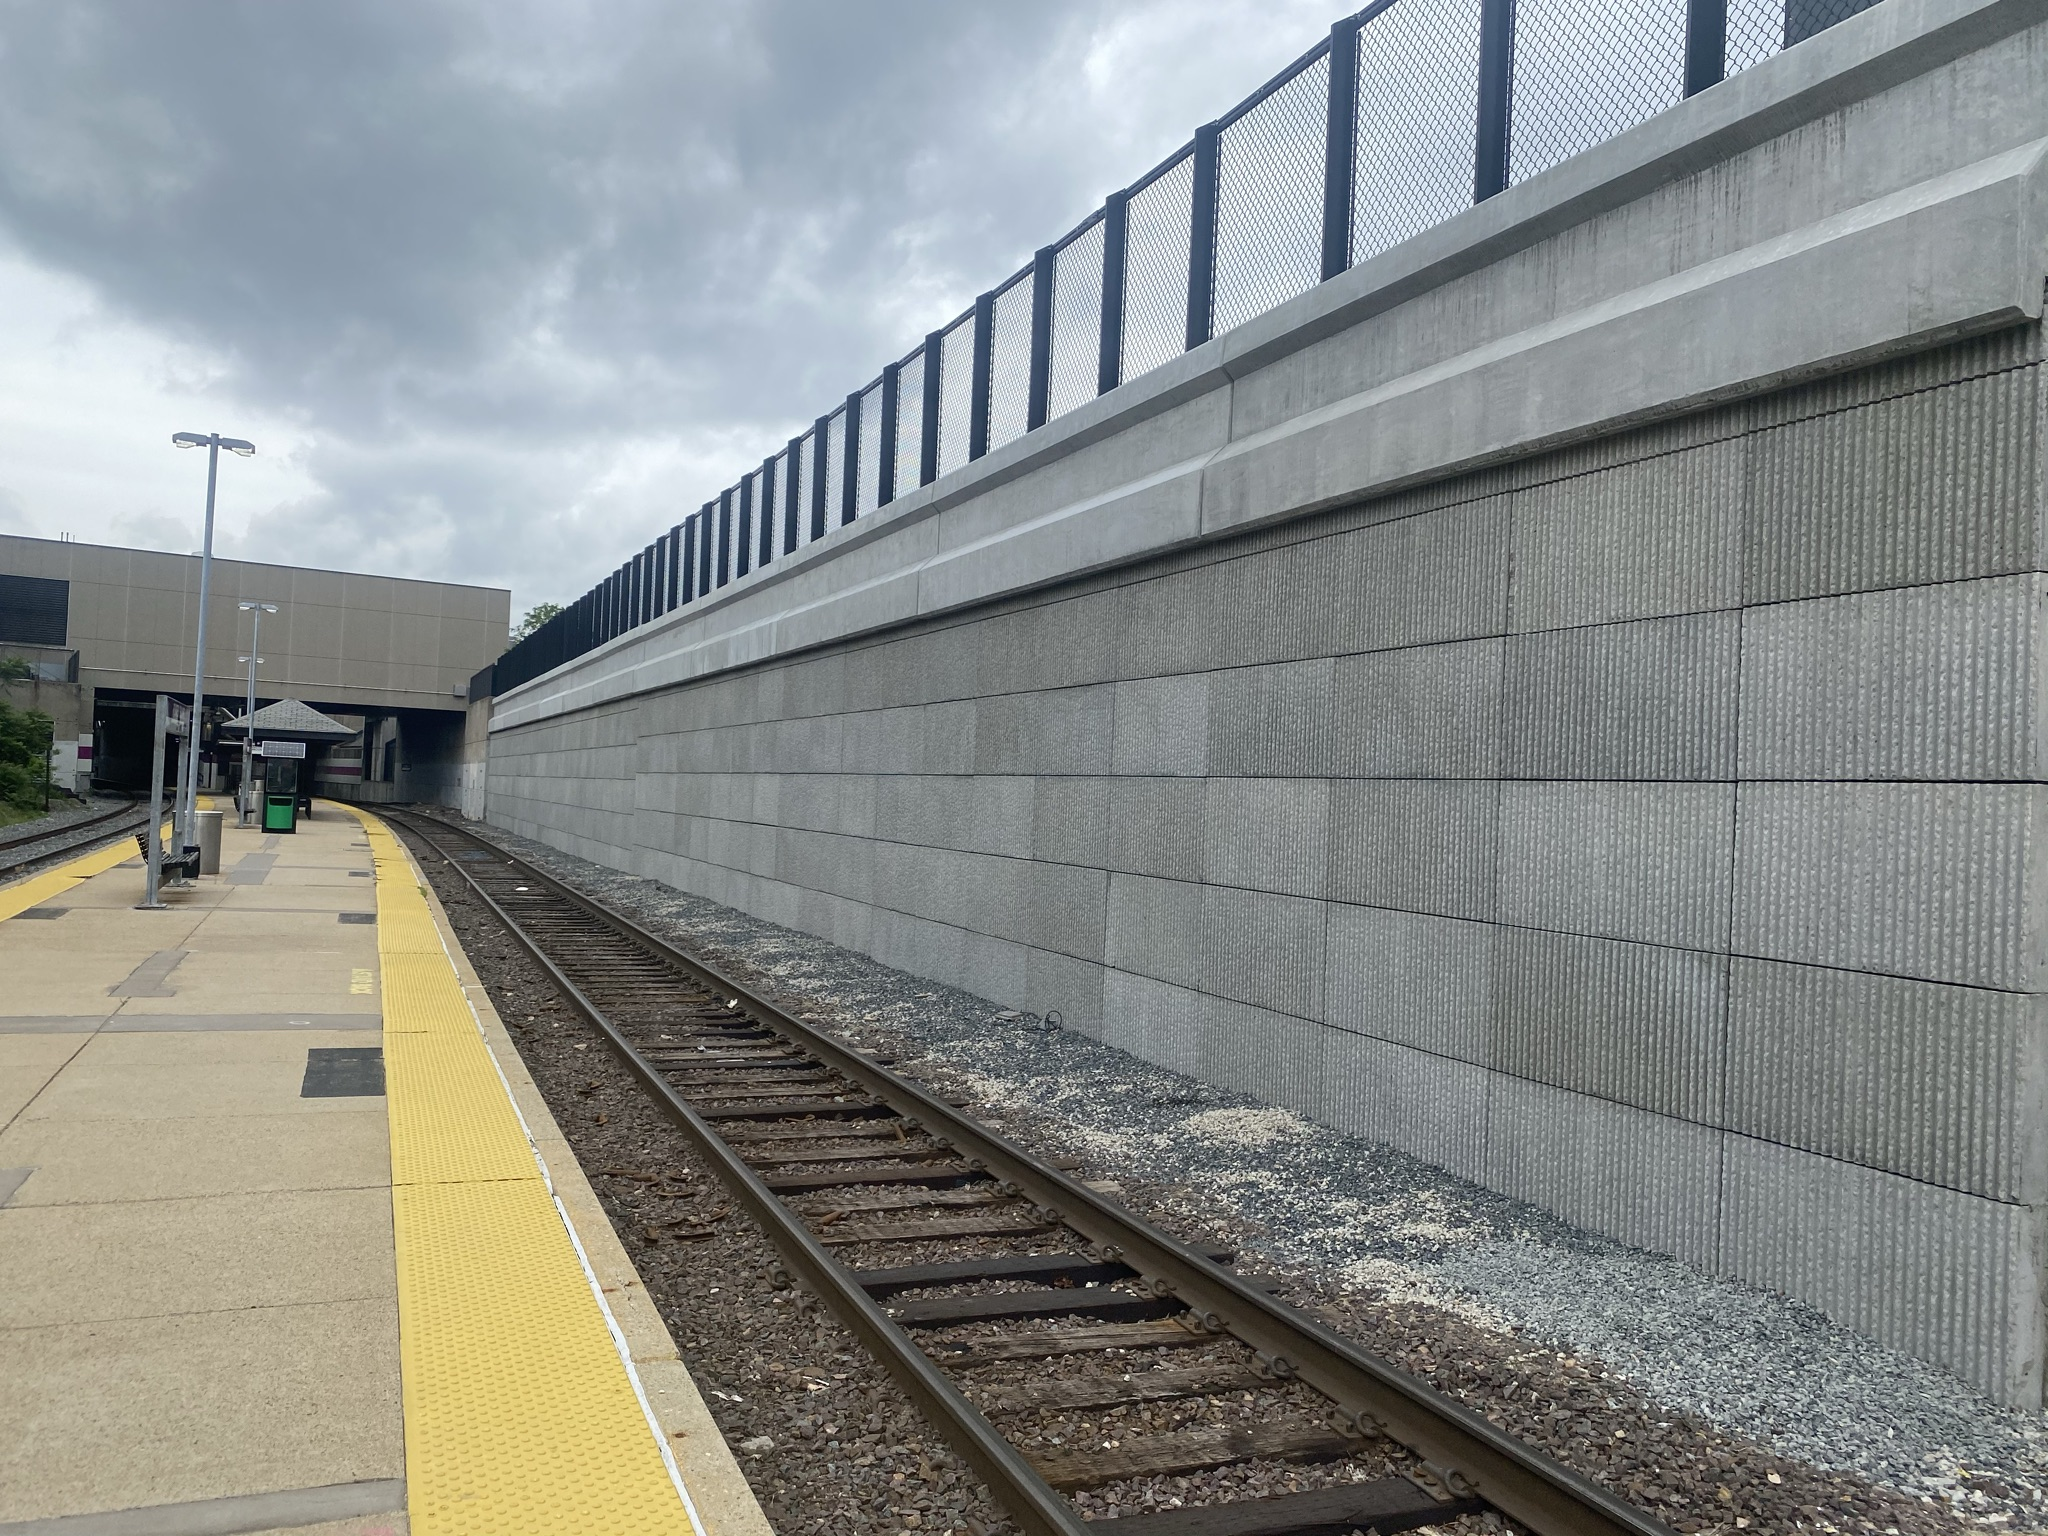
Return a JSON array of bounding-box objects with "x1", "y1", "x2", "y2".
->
[
  {"x1": 1475, "y1": 0, "x2": 1515, "y2": 201},
  {"x1": 1322, "y1": 18, "x2": 1362, "y2": 280},
  {"x1": 784, "y1": 436, "x2": 804, "y2": 554},
  {"x1": 716, "y1": 490, "x2": 733, "y2": 587},
  {"x1": 878, "y1": 365, "x2": 900, "y2": 506},
  {"x1": 842, "y1": 390, "x2": 863, "y2": 526},
  {"x1": 675, "y1": 520, "x2": 691, "y2": 607},
  {"x1": 1097, "y1": 192, "x2": 1128, "y2": 397},
  {"x1": 920, "y1": 334, "x2": 943, "y2": 485},
  {"x1": 758, "y1": 457, "x2": 777, "y2": 567},
  {"x1": 697, "y1": 501, "x2": 714, "y2": 596},
  {"x1": 1026, "y1": 245, "x2": 1055, "y2": 431},
  {"x1": 1185, "y1": 124, "x2": 1221, "y2": 351},
  {"x1": 968, "y1": 295, "x2": 994, "y2": 461},
  {"x1": 1684, "y1": 0, "x2": 1728, "y2": 93},
  {"x1": 736, "y1": 476, "x2": 754, "y2": 578},
  {"x1": 810, "y1": 416, "x2": 830, "y2": 540}
]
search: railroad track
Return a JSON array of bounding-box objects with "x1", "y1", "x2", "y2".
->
[
  {"x1": 386, "y1": 808, "x2": 1670, "y2": 1536},
  {"x1": 0, "y1": 801, "x2": 149, "y2": 879}
]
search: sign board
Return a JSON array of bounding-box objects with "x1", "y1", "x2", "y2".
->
[{"x1": 258, "y1": 739, "x2": 307, "y2": 759}]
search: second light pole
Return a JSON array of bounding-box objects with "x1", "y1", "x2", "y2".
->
[
  {"x1": 170, "y1": 430, "x2": 254, "y2": 862},
  {"x1": 237, "y1": 599, "x2": 277, "y2": 826}
]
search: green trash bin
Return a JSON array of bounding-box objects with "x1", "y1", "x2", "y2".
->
[{"x1": 261, "y1": 759, "x2": 300, "y2": 833}]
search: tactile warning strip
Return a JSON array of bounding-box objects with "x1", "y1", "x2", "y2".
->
[
  {"x1": 0, "y1": 830, "x2": 150, "y2": 922},
  {"x1": 345, "y1": 807, "x2": 700, "y2": 1535}
]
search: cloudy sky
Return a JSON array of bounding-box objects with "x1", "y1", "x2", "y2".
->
[{"x1": 0, "y1": 1, "x2": 1343, "y2": 618}]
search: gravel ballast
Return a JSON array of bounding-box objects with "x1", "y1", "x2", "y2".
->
[
  {"x1": 410, "y1": 812, "x2": 2041, "y2": 1534},
  {"x1": 0, "y1": 796, "x2": 137, "y2": 875}
]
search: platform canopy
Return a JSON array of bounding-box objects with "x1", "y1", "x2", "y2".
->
[{"x1": 216, "y1": 697, "x2": 357, "y2": 743}]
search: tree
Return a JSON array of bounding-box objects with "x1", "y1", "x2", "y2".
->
[
  {"x1": 0, "y1": 655, "x2": 31, "y2": 683},
  {"x1": 513, "y1": 602, "x2": 563, "y2": 641},
  {"x1": 0, "y1": 699, "x2": 53, "y2": 813}
]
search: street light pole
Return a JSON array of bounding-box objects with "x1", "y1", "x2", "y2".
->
[
  {"x1": 237, "y1": 599, "x2": 277, "y2": 826},
  {"x1": 171, "y1": 431, "x2": 253, "y2": 865}
]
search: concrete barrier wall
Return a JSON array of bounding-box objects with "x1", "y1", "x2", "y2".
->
[{"x1": 489, "y1": 0, "x2": 2048, "y2": 1404}]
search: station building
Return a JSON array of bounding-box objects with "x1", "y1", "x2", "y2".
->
[{"x1": 0, "y1": 534, "x2": 508, "y2": 812}]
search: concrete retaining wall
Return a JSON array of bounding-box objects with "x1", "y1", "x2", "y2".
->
[{"x1": 488, "y1": 0, "x2": 2048, "y2": 1405}]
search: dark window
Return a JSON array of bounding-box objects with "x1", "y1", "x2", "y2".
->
[{"x1": 0, "y1": 574, "x2": 67, "y2": 646}]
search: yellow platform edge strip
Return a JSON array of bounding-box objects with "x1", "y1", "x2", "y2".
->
[
  {"x1": 0, "y1": 826, "x2": 151, "y2": 922},
  {"x1": 344, "y1": 806, "x2": 703, "y2": 1536}
]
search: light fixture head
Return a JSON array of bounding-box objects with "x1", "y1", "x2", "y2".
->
[
  {"x1": 172, "y1": 432, "x2": 208, "y2": 448},
  {"x1": 222, "y1": 437, "x2": 255, "y2": 456}
]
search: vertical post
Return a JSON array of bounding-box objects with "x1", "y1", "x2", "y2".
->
[
  {"x1": 698, "y1": 502, "x2": 715, "y2": 595},
  {"x1": 1185, "y1": 126, "x2": 1221, "y2": 352},
  {"x1": 1475, "y1": 0, "x2": 1515, "y2": 201},
  {"x1": 140, "y1": 694, "x2": 169, "y2": 908},
  {"x1": 177, "y1": 437, "x2": 220, "y2": 857},
  {"x1": 1322, "y1": 19, "x2": 1362, "y2": 280},
  {"x1": 716, "y1": 489, "x2": 733, "y2": 587},
  {"x1": 878, "y1": 366, "x2": 900, "y2": 506},
  {"x1": 784, "y1": 436, "x2": 804, "y2": 554},
  {"x1": 841, "y1": 390, "x2": 863, "y2": 526},
  {"x1": 681, "y1": 514, "x2": 697, "y2": 603},
  {"x1": 1097, "y1": 193, "x2": 1128, "y2": 397},
  {"x1": 737, "y1": 477, "x2": 754, "y2": 577},
  {"x1": 669, "y1": 523, "x2": 683, "y2": 611},
  {"x1": 919, "y1": 335, "x2": 943, "y2": 485},
  {"x1": 968, "y1": 293, "x2": 994, "y2": 461},
  {"x1": 759, "y1": 458, "x2": 777, "y2": 566},
  {"x1": 1026, "y1": 246, "x2": 1055, "y2": 431},
  {"x1": 810, "y1": 417, "x2": 830, "y2": 540},
  {"x1": 1684, "y1": 0, "x2": 1727, "y2": 94},
  {"x1": 242, "y1": 608, "x2": 259, "y2": 825}
]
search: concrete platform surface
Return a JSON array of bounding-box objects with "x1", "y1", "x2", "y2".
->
[{"x1": 0, "y1": 803, "x2": 768, "y2": 1536}]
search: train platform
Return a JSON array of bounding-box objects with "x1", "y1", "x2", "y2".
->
[{"x1": 0, "y1": 802, "x2": 769, "y2": 1536}]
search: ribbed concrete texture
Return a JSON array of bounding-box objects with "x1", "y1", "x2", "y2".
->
[{"x1": 489, "y1": 2, "x2": 2048, "y2": 1407}]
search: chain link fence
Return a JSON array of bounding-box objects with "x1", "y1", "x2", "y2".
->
[
  {"x1": 987, "y1": 274, "x2": 1034, "y2": 453},
  {"x1": 1508, "y1": 0, "x2": 1689, "y2": 184},
  {"x1": 1353, "y1": 0, "x2": 1485, "y2": 263},
  {"x1": 895, "y1": 349, "x2": 926, "y2": 501},
  {"x1": 1121, "y1": 152, "x2": 1196, "y2": 386},
  {"x1": 1048, "y1": 220, "x2": 1105, "y2": 420},
  {"x1": 497, "y1": 0, "x2": 1892, "y2": 693},
  {"x1": 1214, "y1": 53, "x2": 1329, "y2": 336},
  {"x1": 937, "y1": 316, "x2": 975, "y2": 478},
  {"x1": 857, "y1": 380, "x2": 885, "y2": 519}
]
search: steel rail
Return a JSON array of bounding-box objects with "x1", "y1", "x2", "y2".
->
[
  {"x1": 0, "y1": 804, "x2": 152, "y2": 878},
  {"x1": 386, "y1": 808, "x2": 1672, "y2": 1536},
  {"x1": 0, "y1": 801, "x2": 136, "y2": 855}
]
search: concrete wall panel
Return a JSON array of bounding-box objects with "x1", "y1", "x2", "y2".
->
[
  {"x1": 1738, "y1": 574, "x2": 2048, "y2": 781},
  {"x1": 1720, "y1": 1137, "x2": 2044, "y2": 1409},
  {"x1": 1726, "y1": 958, "x2": 2047, "y2": 1201},
  {"x1": 1733, "y1": 783, "x2": 2048, "y2": 989},
  {"x1": 1498, "y1": 783, "x2": 1733, "y2": 950}
]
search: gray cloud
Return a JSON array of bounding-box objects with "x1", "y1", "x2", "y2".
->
[{"x1": 0, "y1": 0, "x2": 1336, "y2": 609}]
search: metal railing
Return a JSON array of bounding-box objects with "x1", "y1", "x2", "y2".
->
[{"x1": 491, "y1": 0, "x2": 1882, "y2": 697}]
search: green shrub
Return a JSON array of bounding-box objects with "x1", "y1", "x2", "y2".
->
[{"x1": 0, "y1": 699, "x2": 54, "y2": 813}]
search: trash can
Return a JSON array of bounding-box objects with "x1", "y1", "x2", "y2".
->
[
  {"x1": 262, "y1": 760, "x2": 300, "y2": 834},
  {"x1": 196, "y1": 809, "x2": 223, "y2": 875}
]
